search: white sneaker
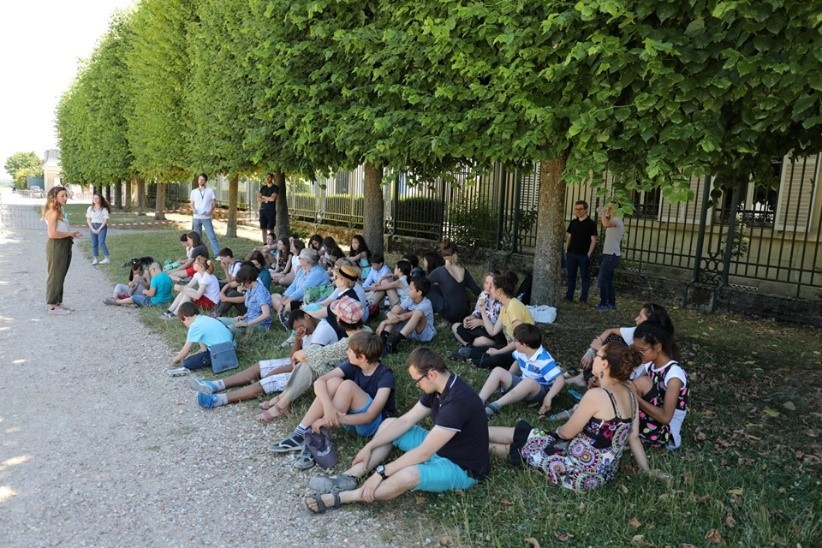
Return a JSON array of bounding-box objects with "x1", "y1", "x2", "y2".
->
[
  {"x1": 99, "y1": 257, "x2": 110, "y2": 264},
  {"x1": 91, "y1": 257, "x2": 98, "y2": 265}
]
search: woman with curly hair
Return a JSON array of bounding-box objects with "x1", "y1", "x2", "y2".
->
[
  {"x1": 489, "y1": 341, "x2": 665, "y2": 491},
  {"x1": 43, "y1": 186, "x2": 82, "y2": 314}
]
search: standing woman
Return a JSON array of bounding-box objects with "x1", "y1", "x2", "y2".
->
[
  {"x1": 43, "y1": 186, "x2": 82, "y2": 315},
  {"x1": 86, "y1": 192, "x2": 111, "y2": 265}
]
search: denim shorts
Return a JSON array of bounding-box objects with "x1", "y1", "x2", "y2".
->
[
  {"x1": 341, "y1": 395, "x2": 383, "y2": 437},
  {"x1": 505, "y1": 374, "x2": 549, "y2": 404},
  {"x1": 393, "y1": 425, "x2": 478, "y2": 493}
]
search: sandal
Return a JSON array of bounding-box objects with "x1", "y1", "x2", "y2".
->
[{"x1": 305, "y1": 492, "x2": 341, "y2": 514}]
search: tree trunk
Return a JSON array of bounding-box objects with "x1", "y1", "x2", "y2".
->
[
  {"x1": 531, "y1": 157, "x2": 567, "y2": 305},
  {"x1": 363, "y1": 162, "x2": 384, "y2": 255},
  {"x1": 105, "y1": 185, "x2": 112, "y2": 204},
  {"x1": 114, "y1": 180, "x2": 123, "y2": 210},
  {"x1": 155, "y1": 182, "x2": 166, "y2": 221},
  {"x1": 137, "y1": 178, "x2": 146, "y2": 216},
  {"x1": 226, "y1": 173, "x2": 239, "y2": 238},
  {"x1": 125, "y1": 178, "x2": 133, "y2": 211},
  {"x1": 274, "y1": 171, "x2": 290, "y2": 240}
]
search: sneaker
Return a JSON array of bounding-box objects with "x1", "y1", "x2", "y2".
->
[
  {"x1": 268, "y1": 434, "x2": 304, "y2": 453},
  {"x1": 162, "y1": 311, "x2": 175, "y2": 320},
  {"x1": 485, "y1": 402, "x2": 500, "y2": 418},
  {"x1": 91, "y1": 257, "x2": 98, "y2": 265},
  {"x1": 103, "y1": 297, "x2": 117, "y2": 306},
  {"x1": 308, "y1": 474, "x2": 358, "y2": 494},
  {"x1": 457, "y1": 346, "x2": 472, "y2": 360},
  {"x1": 99, "y1": 257, "x2": 110, "y2": 265},
  {"x1": 278, "y1": 310, "x2": 291, "y2": 330},
  {"x1": 197, "y1": 392, "x2": 218, "y2": 409},
  {"x1": 279, "y1": 334, "x2": 296, "y2": 348},
  {"x1": 167, "y1": 367, "x2": 189, "y2": 377},
  {"x1": 595, "y1": 304, "x2": 612, "y2": 311},
  {"x1": 188, "y1": 377, "x2": 220, "y2": 394},
  {"x1": 293, "y1": 446, "x2": 316, "y2": 470}
]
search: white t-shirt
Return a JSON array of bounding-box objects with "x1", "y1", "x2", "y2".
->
[
  {"x1": 190, "y1": 187, "x2": 216, "y2": 219},
  {"x1": 602, "y1": 216, "x2": 624, "y2": 256},
  {"x1": 647, "y1": 360, "x2": 688, "y2": 449},
  {"x1": 86, "y1": 206, "x2": 109, "y2": 224},
  {"x1": 192, "y1": 272, "x2": 221, "y2": 304},
  {"x1": 302, "y1": 319, "x2": 339, "y2": 349}
]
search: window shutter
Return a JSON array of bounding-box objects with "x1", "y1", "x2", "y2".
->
[{"x1": 774, "y1": 154, "x2": 819, "y2": 232}]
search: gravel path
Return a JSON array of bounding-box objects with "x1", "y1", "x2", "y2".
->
[{"x1": 0, "y1": 193, "x2": 415, "y2": 547}]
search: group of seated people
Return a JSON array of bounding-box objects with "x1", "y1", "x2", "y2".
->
[{"x1": 106, "y1": 230, "x2": 688, "y2": 512}]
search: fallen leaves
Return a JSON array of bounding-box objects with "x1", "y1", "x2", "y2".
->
[
  {"x1": 782, "y1": 401, "x2": 796, "y2": 411},
  {"x1": 725, "y1": 513, "x2": 736, "y2": 529},
  {"x1": 763, "y1": 407, "x2": 780, "y2": 418},
  {"x1": 630, "y1": 517, "x2": 642, "y2": 529},
  {"x1": 554, "y1": 532, "x2": 574, "y2": 542},
  {"x1": 524, "y1": 538, "x2": 540, "y2": 548},
  {"x1": 704, "y1": 528, "x2": 724, "y2": 544}
]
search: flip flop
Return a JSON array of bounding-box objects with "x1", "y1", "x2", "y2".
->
[{"x1": 305, "y1": 492, "x2": 341, "y2": 514}]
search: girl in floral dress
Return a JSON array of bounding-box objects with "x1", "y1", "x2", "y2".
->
[
  {"x1": 631, "y1": 321, "x2": 689, "y2": 449},
  {"x1": 489, "y1": 342, "x2": 659, "y2": 491}
]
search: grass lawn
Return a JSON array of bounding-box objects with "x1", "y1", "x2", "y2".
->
[{"x1": 80, "y1": 227, "x2": 821, "y2": 547}]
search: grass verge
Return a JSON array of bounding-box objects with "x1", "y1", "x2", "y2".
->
[{"x1": 80, "y1": 226, "x2": 821, "y2": 547}]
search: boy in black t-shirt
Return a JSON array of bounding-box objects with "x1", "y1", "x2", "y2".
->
[
  {"x1": 304, "y1": 347, "x2": 490, "y2": 514},
  {"x1": 268, "y1": 332, "x2": 395, "y2": 471}
]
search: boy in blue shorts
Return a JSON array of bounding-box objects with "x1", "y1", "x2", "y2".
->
[
  {"x1": 479, "y1": 323, "x2": 564, "y2": 418},
  {"x1": 268, "y1": 331, "x2": 396, "y2": 471},
  {"x1": 304, "y1": 347, "x2": 490, "y2": 514},
  {"x1": 376, "y1": 277, "x2": 436, "y2": 355}
]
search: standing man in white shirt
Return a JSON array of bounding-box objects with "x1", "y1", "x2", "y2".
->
[
  {"x1": 190, "y1": 173, "x2": 220, "y2": 255},
  {"x1": 595, "y1": 201, "x2": 624, "y2": 311}
]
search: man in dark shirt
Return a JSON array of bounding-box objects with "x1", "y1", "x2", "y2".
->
[
  {"x1": 564, "y1": 200, "x2": 598, "y2": 303},
  {"x1": 257, "y1": 172, "x2": 279, "y2": 244},
  {"x1": 304, "y1": 347, "x2": 490, "y2": 513}
]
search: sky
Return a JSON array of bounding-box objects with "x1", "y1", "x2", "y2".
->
[{"x1": 0, "y1": 0, "x2": 137, "y2": 180}]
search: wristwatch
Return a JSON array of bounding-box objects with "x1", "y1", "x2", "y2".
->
[{"x1": 375, "y1": 465, "x2": 388, "y2": 479}]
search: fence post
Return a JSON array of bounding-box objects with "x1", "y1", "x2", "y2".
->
[
  {"x1": 495, "y1": 163, "x2": 506, "y2": 250},
  {"x1": 683, "y1": 175, "x2": 713, "y2": 307}
]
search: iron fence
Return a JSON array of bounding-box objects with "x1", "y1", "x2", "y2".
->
[{"x1": 131, "y1": 155, "x2": 820, "y2": 298}]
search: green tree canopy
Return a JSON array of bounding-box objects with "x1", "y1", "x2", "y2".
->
[{"x1": 4, "y1": 151, "x2": 41, "y2": 181}]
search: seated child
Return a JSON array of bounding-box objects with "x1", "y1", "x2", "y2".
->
[
  {"x1": 217, "y1": 264, "x2": 272, "y2": 334},
  {"x1": 254, "y1": 298, "x2": 367, "y2": 421},
  {"x1": 630, "y1": 321, "x2": 689, "y2": 450},
  {"x1": 376, "y1": 277, "x2": 436, "y2": 355},
  {"x1": 167, "y1": 232, "x2": 209, "y2": 282},
  {"x1": 162, "y1": 256, "x2": 220, "y2": 318},
  {"x1": 191, "y1": 303, "x2": 354, "y2": 411},
  {"x1": 268, "y1": 331, "x2": 396, "y2": 471},
  {"x1": 362, "y1": 253, "x2": 392, "y2": 304},
  {"x1": 479, "y1": 323, "x2": 565, "y2": 418},
  {"x1": 168, "y1": 302, "x2": 234, "y2": 373},
  {"x1": 365, "y1": 260, "x2": 411, "y2": 316},
  {"x1": 451, "y1": 270, "x2": 504, "y2": 350},
  {"x1": 106, "y1": 262, "x2": 172, "y2": 308},
  {"x1": 110, "y1": 263, "x2": 150, "y2": 300}
]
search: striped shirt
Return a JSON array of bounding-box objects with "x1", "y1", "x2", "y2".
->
[{"x1": 513, "y1": 346, "x2": 562, "y2": 387}]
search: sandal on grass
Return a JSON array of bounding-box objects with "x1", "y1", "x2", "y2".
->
[{"x1": 305, "y1": 492, "x2": 341, "y2": 514}]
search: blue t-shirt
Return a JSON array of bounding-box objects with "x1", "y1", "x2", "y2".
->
[
  {"x1": 150, "y1": 272, "x2": 173, "y2": 305},
  {"x1": 244, "y1": 280, "x2": 273, "y2": 328},
  {"x1": 257, "y1": 268, "x2": 272, "y2": 291},
  {"x1": 187, "y1": 315, "x2": 233, "y2": 348},
  {"x1": 338, "y1": 361, "x2": 397, "y2": 418},
  {"x1": 419, "y1": 374, "x2": 490, "y2": 479}
]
